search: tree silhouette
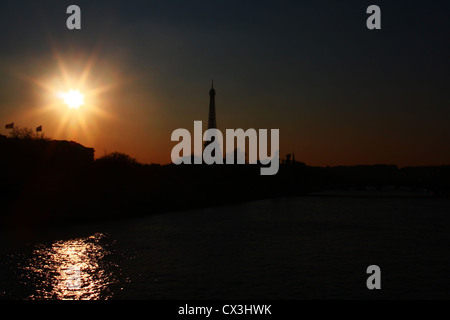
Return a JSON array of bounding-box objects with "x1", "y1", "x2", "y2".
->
[
  {"x1": 8, "y1": 127, "x2": 47, "y2": 140},
  {"x1": 97, "y1": 152, "x2": 140, "y2": 166}
]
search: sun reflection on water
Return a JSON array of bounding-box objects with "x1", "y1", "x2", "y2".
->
[{"x1": 22, "y1": 233, "x2": 120, "y2": 300}]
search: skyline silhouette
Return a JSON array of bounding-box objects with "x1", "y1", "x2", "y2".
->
[{"x1": 2, "y1": 80, "x2": 450, "y2": 169}]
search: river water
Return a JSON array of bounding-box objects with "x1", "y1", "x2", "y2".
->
[{"x1": 1, "y1": 195, "x2": 450, "y2": 299}]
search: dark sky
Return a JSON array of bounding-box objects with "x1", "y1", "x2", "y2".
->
[{"x1": 0, "y1": 0, "x2": 449, "y2": 166}]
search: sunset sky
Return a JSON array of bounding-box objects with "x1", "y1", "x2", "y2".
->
[{"x1": 0, "y1": 0, "x2": 449, "y2": 166}]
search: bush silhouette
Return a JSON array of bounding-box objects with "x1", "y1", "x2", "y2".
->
[{"x1": 97, "y1": 152, "x2": 140, "y2": 166}]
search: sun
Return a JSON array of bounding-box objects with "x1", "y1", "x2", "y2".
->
[
  {"x1": 58, "y1": 89, "x2": 85, "y2": 109},
  {"x1": 17, "y1": 47, "x2": 125, "y2": 144}
]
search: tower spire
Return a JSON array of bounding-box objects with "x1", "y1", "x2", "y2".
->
[
  {"x1": 208, "y1": 80, "x2": 216, "y2": 129},
  {"x1": 204, "y1": 81, "x2": 217, "y2": 155}
]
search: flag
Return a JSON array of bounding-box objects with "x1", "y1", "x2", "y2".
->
[
  {"x1": 36, "y1": 126, "x2": 42, "y2": 132},
  {"x1": 5, "y1": 123, "x2": 14, "y2": 129}
]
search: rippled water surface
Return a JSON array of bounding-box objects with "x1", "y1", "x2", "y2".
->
[
  {"x1": 2, "y1": 196, "x2": 450, "y2": 299},
  {"x1": 23, "y1": 233, "x2": 118, "y2": 299},
  {"x1": 1, "y1": 233, "x2": 127, "y2": 300}
]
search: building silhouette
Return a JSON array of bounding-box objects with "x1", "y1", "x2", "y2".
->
[{"x1": 0, "y1": 137, "x2": 94, "y2": 169}]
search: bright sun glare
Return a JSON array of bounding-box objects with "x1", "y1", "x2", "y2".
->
[
  {"x1": 58, "y1": 89, "x2": 85, "y2": 109},
  {"x1": 20, "y1": 49, "x2": 121, "y2": 143}
]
